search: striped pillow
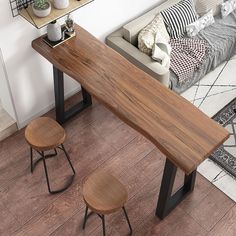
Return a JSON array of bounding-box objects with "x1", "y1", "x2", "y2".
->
[{"x1": 161, "y1": 0, "x2": 198, "y2": 39}]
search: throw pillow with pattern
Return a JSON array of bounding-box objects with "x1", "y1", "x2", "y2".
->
[
  {"x1": 138, "y1": 14, "x2": 170, "y2": 56},
  {"x1": 161, "y1": 0, "x2": 198, "y2": 39}
]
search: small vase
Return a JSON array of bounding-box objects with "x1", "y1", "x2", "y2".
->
[
  {"x1": 53, "y1": 0, "x2": 69, "y2": 9},
  {"x1": 47, "y1": 21, "x2": 62, "y2": 42}
]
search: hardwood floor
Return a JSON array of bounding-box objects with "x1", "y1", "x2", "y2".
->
[{"x1": 0, "y1": 94, "x2": 235, "y2": 236}]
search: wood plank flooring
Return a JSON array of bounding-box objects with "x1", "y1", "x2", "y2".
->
[{"x1": 0, "y1": 93, "x2": 235, "y2": 236}]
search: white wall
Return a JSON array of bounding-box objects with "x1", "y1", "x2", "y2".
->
[
  {"x1": 0, "y1": 48, "x2": 17, "y2": 120},
  {"x1": 0, "y1": 0, "x2": 163, "y2": 128}
]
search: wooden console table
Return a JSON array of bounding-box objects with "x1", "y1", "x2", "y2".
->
[{"x1": 32, "y1": 24, "x2": 229, "y2": 219}]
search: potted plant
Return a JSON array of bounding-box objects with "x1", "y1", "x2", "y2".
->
[{"x1": 32, "y1": 0, "x2": 51, "y2": 18}]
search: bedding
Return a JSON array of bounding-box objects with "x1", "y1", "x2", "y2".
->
[
  {"x1": 170, "y1": 10, "x2": 236, "y2": 93},
  {"x1": 170, "y1": 38, "x2": 210, "y2": 84},
  {"x1": 221, "y1": 0, "x2": 236, "y2": 18},
  {"x1": 186, "y1": 10, "x2": 215, "y2": 37}
]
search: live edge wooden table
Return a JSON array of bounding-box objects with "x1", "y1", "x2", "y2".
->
[{"x1": 32, "y1": 24, "x2": 229, "y2": 219}]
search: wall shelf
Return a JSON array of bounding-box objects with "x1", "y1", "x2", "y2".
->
[{"x1": 10, "y1": 0, "x2": 93, "y2": 29}]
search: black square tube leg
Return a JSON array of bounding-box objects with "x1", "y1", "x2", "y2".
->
[
  {"x1": 82, "y1": 86, "x2": 92, "y2": 106},
  {"x1": 156, "y1": 159, "x2": 196, "y2": 219},
  {"x1": 184, "y1": 168, "x2": 197, "y2": 193},
  {"x1": 53, "y1": 66, "x2": 65, "y2": 124},
  {"x1": 53, "y1": 66, "x2": 92, "y2": 124}
]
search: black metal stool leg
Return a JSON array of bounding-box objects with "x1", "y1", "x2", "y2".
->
[
  {"x1": 101, "y1": 215, "x2": 106, "y2": 236},
  {"x1": 41, "y1": 151, "x2": 52, "y2": 193},
  {"x1": 54, "y1": 148, "x2": 58, "y2": 156},
  {"x1": 60, "y1": 144, "x2": 76, "y2": 174},
  {"x1": 83, "y1": 205, "x2": 89, "y2": 229},
  {"x1": 30, "y1": 147, "x2": 33, "y2": 173},
  {"x1": 30, "y1": 148, "x2": 57, "y2": 172},
  {"x1": 122, "y1": 207, "x2": 133, "y2": 235},
  {"x1": 30, "y1": 145, "x2": 75, "y2": 194}
]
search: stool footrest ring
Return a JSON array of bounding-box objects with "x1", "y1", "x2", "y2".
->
[
  {"x1": 30, "y1": 144, "x2": 76, "y2": 194},
  {"x1": 30, "y1": 148, "x2": 57, "y2": 173}
]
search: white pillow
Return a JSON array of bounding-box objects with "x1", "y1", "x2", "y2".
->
[
  {"x1": 152, "y1": 43, "x2": 171, "y2": 69},
  {"x1": 186, "y1": 10, "x2": 215, "y2": 37},
  {"x1": 152, "y1": 33, "x2": 171, "y2": 69},
  {"x1": 138, "y1": 14, "x2": 170, "y2": 56},
  {"x1": 221, "y1": 0, "x2": 236, "y2": 18}
]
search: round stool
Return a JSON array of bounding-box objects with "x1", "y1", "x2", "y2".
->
[
  {"x1": 82, "y1": 171, "x2": 132, "y2": 236},
  {"x1": 25, "y1": 117, "x2": 76, "y2": 194}
]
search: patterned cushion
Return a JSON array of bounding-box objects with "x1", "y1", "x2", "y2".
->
[
  {"x1": 186, "y1": 10, "x2": 215, "y2": 37},
  {"x1": 160, "y1": 0, "x2": 198, "y2": 39},
  {"x1": 194, "y1": 0, "x2": 223, "y2": 16},
  {"x1": 138, "y1": 14, "x2": 170, "y2": 56},
  {"x1": 221, "y1": 0, "x2": 236, "y2": 18}
]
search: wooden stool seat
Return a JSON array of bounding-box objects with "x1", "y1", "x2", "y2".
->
[
  {"x1": 83, "y1": 172, "x2": 128, "y2": 214},
  {"x1": 25, "y1": 117, "x2": 66, "y2": 151},
  {"x1": 82, "y1": 171, "x2": 132, "y2": 235}
]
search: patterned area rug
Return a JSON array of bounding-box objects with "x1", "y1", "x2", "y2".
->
[{"x1": 210, "y1": 98, "x2": 236, "y2": 177}]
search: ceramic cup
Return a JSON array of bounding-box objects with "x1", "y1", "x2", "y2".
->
[{"x1": 53, "y1": 0, "x2": 69, "y2": 9}]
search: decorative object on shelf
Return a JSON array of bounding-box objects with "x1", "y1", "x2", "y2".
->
[
  {"x1": 43, "y1": 25, "x2": 76, "y2": 48},
  {"x1": 53, "y1": 0, "x2": 69, "y2": 9},
  {"x1": 43, "y1": 14, "x2": 76, "y2": 48},
  {"x1": 47, "y1": 20, "x2": 62, "y2": 41},
  {"x1": 9, "y1": 0, "x2": 94, "y2": 29},
  {"x1": 65, "y1": 14, "x2": 75, "y2": 35},
  {"x1": 32, "y1": 0, "x2": 51, "y2": 18}
]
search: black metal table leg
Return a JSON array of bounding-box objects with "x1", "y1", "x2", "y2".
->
[
  {"x1": 53, "y1": 66, "x2": 65, "y2": 124},
  {"x1": 156, "y1": 159, "x2": 196, "y2": 219},
  {"x1": 53, "y1": 66, "x2": 92, "y2": 124}
]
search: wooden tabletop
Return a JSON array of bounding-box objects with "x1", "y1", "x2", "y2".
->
[{"x1": 32, "y1": 24, "x2": 229, "y2": 174}]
